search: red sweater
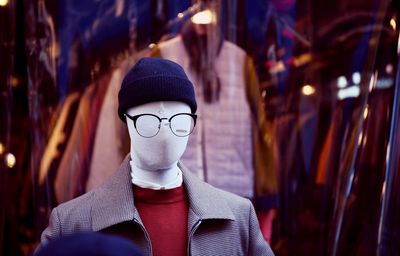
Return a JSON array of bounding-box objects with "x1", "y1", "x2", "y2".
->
[{"x1": 133, "y1": 185, "x2": 189, "y2": 256}]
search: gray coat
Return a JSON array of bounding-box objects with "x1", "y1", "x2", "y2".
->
[{"x1": 40, "y1": 156, "x2": 275, "y2": 256}]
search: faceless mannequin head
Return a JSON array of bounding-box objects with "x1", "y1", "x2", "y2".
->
[
  {"x1": 126, "y1": 101, "x2": 191, "y2": 171},
  {"x1": 118, "y1": 57, "x2": 197, "y2": 188}
]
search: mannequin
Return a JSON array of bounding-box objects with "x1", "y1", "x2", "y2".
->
[
  {"x1": 38, "y1": 58, "x2": 274, "y2": 256},
  {"x1": 126, "y1": 101, "x2": 191, "y2": 189}
]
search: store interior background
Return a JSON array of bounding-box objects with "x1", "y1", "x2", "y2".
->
[{"x1": 0, "y1": 0, "x2": 399, "y2": 255}]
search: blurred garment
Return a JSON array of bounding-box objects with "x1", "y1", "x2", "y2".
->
[
  {"x1": 38, "y1": 92, "x2": 81, "y2": 209},
  {"x1": 53, "y1": 73, "x2": 111, "y2": 203},
  {"x1": 151, "y1": 29, "x2": 277, "y2": 209},
  {"x1": 35, "y1": 232, "x2": 143, "y2": 256},
  {"x1": 316, "y1": 98, "x2": 359, "y2": 188},
  {"x1": 86, "y1": 64, "x2": 131, "y2": 191}
]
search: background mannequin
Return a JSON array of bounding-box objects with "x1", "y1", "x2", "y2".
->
[{"x1": 126, "y1": 101, "x2": 191, "y2": 189}]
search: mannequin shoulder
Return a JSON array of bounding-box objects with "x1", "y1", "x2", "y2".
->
[
  {"x1": 40, "y1": 191, "x2": 97, "y2": 245},
  {"x1": 51, "y1": 190, "x2": 96, "y2": 222}
]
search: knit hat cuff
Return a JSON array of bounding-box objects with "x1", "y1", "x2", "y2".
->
[{"x1": 118, "y1": 76, "x2": 197, "y2": 122}]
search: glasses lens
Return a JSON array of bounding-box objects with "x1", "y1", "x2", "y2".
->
[
  {"x1": 135, "y1": 115, "x2": 160, "y2": 138},
  {"x1": 170, "y1": 114, "x2": 195, "y2": 137}
]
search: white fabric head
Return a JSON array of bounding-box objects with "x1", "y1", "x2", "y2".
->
[
  {"x1": 126, "y1": 101, "x2": 192, "y2": 189},
  {"x1": 126, "y1": 101, "x2": 191, "y2": 170}
]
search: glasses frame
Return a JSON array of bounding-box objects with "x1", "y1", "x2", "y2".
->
[{"x1": 125, "y1": 112, "x2": 197, "y2": 138}]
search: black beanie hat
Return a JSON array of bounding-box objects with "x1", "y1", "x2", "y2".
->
[{"x1": 118, "y1": 57, "x2": 197, "y2": 122}]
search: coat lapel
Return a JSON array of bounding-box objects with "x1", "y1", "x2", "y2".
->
[
  {"x1": 91, "y1": 155, "x2": 140, "y2": 231},
  {"x1": 90, "y1": 155, "x2": 235, "y2": 232}
]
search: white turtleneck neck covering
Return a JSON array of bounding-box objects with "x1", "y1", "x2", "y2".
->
[{"x1": 129, "y1": 160, "x2": 183, "y2": 190}]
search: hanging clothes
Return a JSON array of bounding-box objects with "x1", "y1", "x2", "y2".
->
[
  {"x1": 150, "y1": 22, "x2": 277, "y2": 205},
  {"x1": 39, "y1": 92, "x2": 80, "y2": 186},
  {"x1": 316, "y1": 98, "x2": 360, "y2": 188},
  {"x1": 53, "y1": 72, "x2": 111, "y2": 204},
  {"x1": 38, "y1": 92, "x2": 81, "y2": 207},
  {"x1": 86, "y1": 66, "x2": 130, "y2": 192}
]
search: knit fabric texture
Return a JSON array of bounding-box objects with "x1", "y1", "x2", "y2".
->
[
  {"x1": 133, "y1": 185, "x2": 189, "y2": 256},
  {"x1": 118, "y1": 57, "x2": 197, "y2": 122}
]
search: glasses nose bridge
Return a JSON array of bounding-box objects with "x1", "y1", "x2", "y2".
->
[{"x1": 159, "y1": 117, "x2": 170, "y2": 127}]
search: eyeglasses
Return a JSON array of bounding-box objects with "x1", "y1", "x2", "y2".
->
[{"x1": 125, "y1": 113, "x2": 197, "y2": 138}]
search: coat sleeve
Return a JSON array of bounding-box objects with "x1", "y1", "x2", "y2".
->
[
  {"x1": 33, "y1": 207, "x2": 62, "y2": 254},
  {"x1": 247, "y1": 201, "x2": 275, "y2": 256},
  {"x1": 40, "y1": 207, "x2": 62, "y2": 244}
]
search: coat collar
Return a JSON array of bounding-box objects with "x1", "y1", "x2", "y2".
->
[{"x1": 91, "y1": 155, "x2": 235, "y2": 231}]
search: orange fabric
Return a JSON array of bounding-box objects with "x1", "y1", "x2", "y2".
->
[{"x1": 316, "y1": 123, "x2": 335, "y2": 185}]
